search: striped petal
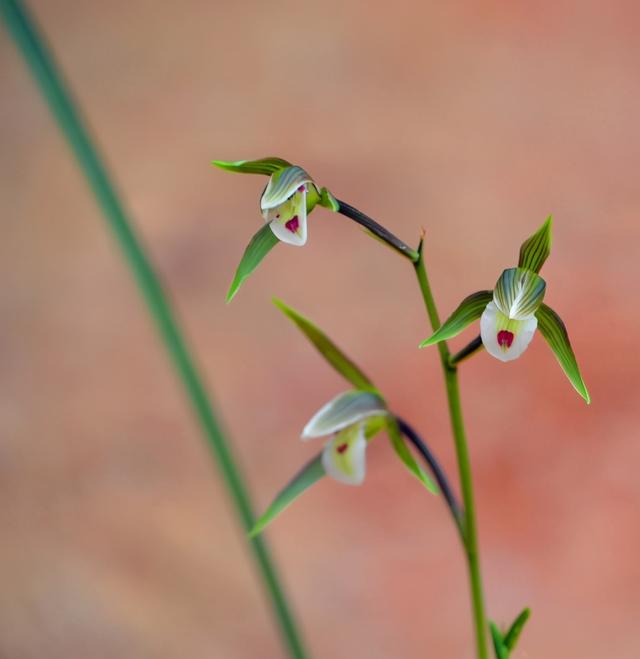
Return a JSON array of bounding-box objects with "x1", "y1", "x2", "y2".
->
[
  {"x1": 264, "y1": 185, "x2": 308, "y2": 246},
  {"x1": 260, "y1": 166, "x2": 314, "y2": 210},
  {"x1": 322, "y1": 423, "x2": 367, "y2": 485},
  {"x1": 493, "y1": 267, "x2": 546, "y2": 320},
  {"x1": 480, "y1": 301, "x2": 537, "y2": 362},
  {"x1": 302, "y1": 391, "x2": 387, "y2": 439}
]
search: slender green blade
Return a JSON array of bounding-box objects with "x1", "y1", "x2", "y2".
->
[
  {"x1": 490, "y1": 622, "x2": 509, "y2": 659},
  {"x1": 518, "y1": 215, "x2": 553, "y2": 273},
  {"x1": 213, "y1": 157, "x2": 292, "y2": 175},
  {"x1": 250, "y1": 455, "x2": 325, "y2": 537},
  {"x1": 536, "y1": 303, "x2": 590, "y2": 403},
  {"x1": 227, "y1": 224, "x2": 279, "y2": 302},
  {"x1": 0, "y1": 2, "x2": 309, "y2": 656},
  {"x1": 386, "y1": 418, "x2": 438, "y2": 494},
  {"x1": 504, "y1": 607, "x2": 531, "y2": 651},
  {"x1": 273, "y1": 299, "x2": 374, "y2": 390},
  {"x1": 419, "y1": 291, "x2": 493, "y2": 347}
]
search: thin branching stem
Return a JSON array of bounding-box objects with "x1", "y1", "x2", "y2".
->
[
  {"x1": 450, "y1": 335, "x2": 484, "y2": 367},
  {"x1": 336, "y1": 199, "x2": 419, "y2": 262},
  {"x1": 395, "y1": 416, "x2": 465, "y2": 539}
]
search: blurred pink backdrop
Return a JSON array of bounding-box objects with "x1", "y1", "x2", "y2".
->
[{"x1": 1, "y1": 1, "x2": 639, "y2": 657}]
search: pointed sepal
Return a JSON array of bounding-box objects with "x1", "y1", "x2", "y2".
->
[
  {"x1": 212, "y1": 157, "x2": 292, "y2": 176},
  {"x1": 302, "y1": 391, "x2": 387, "y2": 439},
  {"x1": 536, "y1": 303, "x2": 590, "y2": 403},
  {"x1": 273, "y1": 299, "x2": 375, "y2": 391},
  {"x1": 226, "y1": 224, "x2": 279, "y2": 302},
  {"x1": 260, "y1": 166, "x2": 314, "y2": 210},
  {"x1": 518, "y1": 215, "x2": 553, "y2": 273},
  {"x1": 386, "y1": 417, "x2": 438, "y2": 494},
  {"x1": 249, "y1": 454, "x2": 325, "y2": 537},
  {"x1": 419, "y1": 291, "x2": 493, "y2": 347}
]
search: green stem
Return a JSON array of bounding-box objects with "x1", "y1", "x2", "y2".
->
[
  {"x1": 414, "y1": 244, "x2": 488, "y2": 659},
  {"x1": 0, "y1": 2, "x2": 308, "y2": 657},
  {"x1": 450, "y1": 335, "x2": 484, "y2": 368}
]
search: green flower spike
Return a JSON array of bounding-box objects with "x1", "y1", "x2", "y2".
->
[
  {"x1": 420, "y1": 217, "x2": 590, "y2": 403},
  {"x1": 213, "y1": 157, "x2": 338, "y2": 301}
]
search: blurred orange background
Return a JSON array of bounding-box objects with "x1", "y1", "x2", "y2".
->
[{"x1": 1, "y1": 1, "x2": 639, "y2": 657}]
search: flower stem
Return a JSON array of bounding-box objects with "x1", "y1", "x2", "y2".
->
[
  {"x1": 395, "y1": 416, "x2": 465, "y2": 539},
  {"x1": 450, "y1": 335, "x2": 484, "y2": 367},
  {"x1": 336, "y1": 199, "x2": 420, "y2": 262},
  {"x1": 414, "y1": 244, "x2": 489, "y2": 659},
  {"x1": 0, "y1": 2, "x2": 309, "y2": 657}
]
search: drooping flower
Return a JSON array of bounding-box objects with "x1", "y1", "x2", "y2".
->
[
  {"x1": 480, "y1": 267, "x2": 545, "y2": 362},
  {"x1": 213, "y1": 157, "x2": 339, "y2": 301},
  {"x1": 260, "y1": 165, "x2": 317, "y2": 246},
  {"x1": 302, "y1": 390, "x2": 388, "y2": 485}
]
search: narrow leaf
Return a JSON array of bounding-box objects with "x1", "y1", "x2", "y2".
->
[
  {"x1": 490, "y1": 622, "x2": 510, "y2": 659},
  {"x1": 249, "y1": 454, "x2": 325, "y2": 537},
  {"x1": 386, "y1": 418, "x2": 438, "y2": 494},
  {"x1": 419, "y1": 291, "x2": 493, "y2": 347},
  {"x1": 227, "y1": 224, "x2": 279, "y2": 302},
  {"x1": 273, "y1": 299, "x2": 374, "y2": 390},
  {"x1": 504, "y1": 607, "x2": 531, "y2": 651},
  {"x1": 212, "y1": 157, "x2": 292, "y2": 176},
  {"x1": 518, "y1": 215, "x2": 553, "y2": 273},
  {"x1": 536, "y1": 303, "x2": 590, "y2": 403}
]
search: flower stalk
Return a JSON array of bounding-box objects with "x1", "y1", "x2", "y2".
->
[
  {"x1": 414, "y1": 244, "x2": 489, "y2": 659},
  {"x1": 0, "y1": 2, "x2": 309, "y2": 657}
]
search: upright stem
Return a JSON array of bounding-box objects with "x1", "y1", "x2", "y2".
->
[
  {"x1": 0, "y1": 2, "x2": 309, "y2": 657},
  {"x1": 414, "y1": 245, "x2": 489, "y2": 659}
]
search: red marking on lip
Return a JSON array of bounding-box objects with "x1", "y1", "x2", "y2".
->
[
  {"x1": 336, "y1": 443, "x2": 348, "y2": 454},
  {"x1": 497, "y1": 330, "x2": 514, "y2": 349},
  {"x1": 297, "y1": 185, "x2": 305, "y2": 192},
  {"x1": 285, "y1": 216, "x2": 299, "y2": 233}
]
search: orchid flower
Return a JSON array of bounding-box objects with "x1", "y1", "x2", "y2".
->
[
  {"x1": 420, "y1": 217, "x2": 590, "y2": 402},
  {"x1": 260, "y1": 165, "x2": 317, "y2": 246},
  {"x1": 212, "y1": 157, "x2": 339, "y2": 301},
  {"x1": 302, "y1": 390, "x2": 388, "y2": 485}
]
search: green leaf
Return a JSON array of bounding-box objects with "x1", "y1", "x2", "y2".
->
[
  {"x1": 490, "y1": 622, "x2": 510, "y2": 659},
  {"x1": 419, "y1": 291, "x2": 493, "y2": 347},
  {"x1": 212, "y1": 157, "x2": 292, "y2": 176},
  {"x1": 536, "y1": 303, "x2": 590, "y2": 403},
  {"x1": 386, "y1": 417, "x2": 438, "y2": 494},
  {"x1": 504, "y1": 607, "x2": 531, "y2": 651},
  {"x1": 249, "y1": 454, "x2": 325, "y2": 537},
  {"x1": 227, "y1": 224, "x2": 279, "y2": 302},
  {"x1": 518, "y1": 215, "x2": 553, "y2": 273},
  {"x1": 273, "y1": 299, "x2": 375, "y2": 390}
]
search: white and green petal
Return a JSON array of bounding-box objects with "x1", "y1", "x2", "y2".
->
[
  {"x1": 261, "y1": 166, "x2": 317, "y2": 246},
  {"x1": 481, "y1": 268, "x2": 546, "y2": 362},
  {"x1": 493, "y1": 267, "x2": 546, "y2": 320},
  {"x1": 480, "y1": 301, "x2": 538, "y2": 362},
  {"x1": 302, "y1": 390, "x2": 387, "y2": 439},
  {"x1": 321, "y1": 423, "x2": 367, "y2": 485}
]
